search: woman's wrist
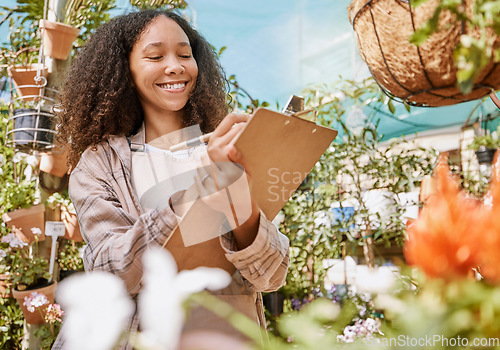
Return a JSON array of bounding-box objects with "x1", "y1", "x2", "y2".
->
[{"x1": 231, "y1": 201, "x2": 261, "y2": 250}]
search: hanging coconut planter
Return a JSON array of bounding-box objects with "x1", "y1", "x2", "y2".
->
[
  {"x1": 348, "y1": 0, "x2": 500, "y2": 107},
  {"x1": 39, "y1": 20, "x2": 79, "y2": 60}
]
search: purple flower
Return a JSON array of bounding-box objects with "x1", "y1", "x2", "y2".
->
[{"x1": 291, "y1": 298, "x2": 302, "y2": 310}]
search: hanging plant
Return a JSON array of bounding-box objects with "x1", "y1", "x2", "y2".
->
[{"x1": 348, "y1": 0, "x2": 500, "y2": 107}]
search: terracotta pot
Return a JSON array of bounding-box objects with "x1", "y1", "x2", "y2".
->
[
  {"x1": 0, "y1": 274, "x2": 13, "y2": 298},
  {"x1": 61, "y1": 207, "x2": 82, "y2": 242},
  {"x1": 40, "y1": 20, "x2": 79, "y2": 60},
  {"x1": 7, "y1": 64, "x2": 49, "y2": 99},
  {"x1": 1, "y1": 204, "x2": 46, "y2": 243},
  {"x1": 40, "y1": 151, "x2": 69, "y2": 178},
  {"x1": 12, "y1": 281, "x2": 57, "y2": 324}
]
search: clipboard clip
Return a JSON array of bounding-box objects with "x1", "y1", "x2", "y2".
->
[
  {"x1": 282, "y1": 95, "x2": 316, "y2": 122},
  {"x1": 291, "y1": 108, "x2": 317, "y2": 122}
]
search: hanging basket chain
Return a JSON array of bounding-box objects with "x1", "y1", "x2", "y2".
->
[{"x1": 34, "y1": 0, "x2": 50, "y2": 86}]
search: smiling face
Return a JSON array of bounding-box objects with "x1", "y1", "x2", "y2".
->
[{"x1": 129, "y1": 15, "x2": 198, "y2": 131}]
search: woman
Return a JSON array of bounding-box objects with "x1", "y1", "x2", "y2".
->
[{"x1": 54, "y1": 9, "x2": 289, "y2": 349}]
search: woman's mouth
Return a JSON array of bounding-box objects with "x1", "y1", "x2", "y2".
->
[{"x1": 157, "y1": 82, "x2": 187, "y2": 91}]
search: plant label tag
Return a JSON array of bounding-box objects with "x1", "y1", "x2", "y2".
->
[{"x1": 45, "y1": 221, "x2": 66, "y2": 237}]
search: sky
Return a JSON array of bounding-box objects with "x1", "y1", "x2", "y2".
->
[{"x1": 1, "y1": 0, "x2": 362, "y2": 108}]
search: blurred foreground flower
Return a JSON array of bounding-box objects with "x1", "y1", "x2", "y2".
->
[
  {"x1": 137, "y1": 247, "x2": 232, "y2": 350},
  {"x1": 56, "y1": 272, "x2": 135, "y2": 350},
  {"x1": 57, "y1": 248, "x2": 231, "y2": 350},
  {"x1": 404, "y1": 155, "x2": 483, "y2": 279}
]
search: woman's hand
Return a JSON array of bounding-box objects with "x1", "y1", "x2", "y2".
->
[
  {"x1": 204, "y1": 112, "x2": 261, "y2": 250},
  {"x1": 206, "y1": 112, "x2": 251, "y2": 174}
]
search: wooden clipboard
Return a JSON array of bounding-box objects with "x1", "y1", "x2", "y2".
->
[
  {"x1": 163, "y1": 107, "x2": 337, "y2": 273},
  {"x1": 234, "y1": 107, "x2": 338, "y2": 220}
]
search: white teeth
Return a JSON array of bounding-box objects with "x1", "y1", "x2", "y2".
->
[{"x1": 159, "y1": 82, "x2": 186, "y2": 89}]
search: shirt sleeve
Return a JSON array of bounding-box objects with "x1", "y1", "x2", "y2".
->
[
  {"x1": 69, "y1": 145, "x2": 179, "y2": 296},
  {"x1": 220, "y1": 212, "x2": 290, "y2": 292}
]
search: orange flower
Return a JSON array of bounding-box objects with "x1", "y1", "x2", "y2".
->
[{"x1": 404, "y1": 155, "x2": 482, "y2": 280}]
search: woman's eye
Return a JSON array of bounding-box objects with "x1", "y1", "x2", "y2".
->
[
  {"x1": 148, "y1": 56, "x2": 162, "y2": 60},
  {"x1": 179, "y1": 55, "x2": 192, "y2": 59}
]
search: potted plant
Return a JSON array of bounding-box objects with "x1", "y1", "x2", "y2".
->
[
  {"x1": 57, "y1": 240, "x2": 84, "y2": 281},
  {"x1": 7, "y1": 99, "x2": 57, "y2": 152},
  {"x1": 348, "y1": 0, "x2": 500, "y2": 106},
  {"x1": 39, "y1": 19, "x2": 79, "y2": 61},
  {"x1": 467, "y1": 134, "x2": 499, "y2": 165},
  {"x1": 0, "y1": 152, "x2": 45, "y2": 244},
  {"x1": 39, "y1": 148, "x2": 69, "y2": 178},
  {"x1": 46, "y1": 192, "x2": 82, "y2": 242},
  {"x1": 1, "y1": 229, "x2": 55, "y2": 324},
  {"x1": 3, "y1": 47, "x2": 48, "y2": 100}
]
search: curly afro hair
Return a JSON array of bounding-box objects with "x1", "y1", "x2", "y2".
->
[{"x1": 58, "y1": 10, "x2": 229, "y2": 169}]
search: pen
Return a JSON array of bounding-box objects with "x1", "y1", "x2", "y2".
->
[
  {"x1": 169, "y1": 109, "x2": 315, "y2": 152},
  {"x1": 169, "y1": 132, "x2": 214, "y2": 152}
]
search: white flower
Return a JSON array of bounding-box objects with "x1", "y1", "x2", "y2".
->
[
  {"x1": 31, "y1": 227, "x2": 42, "y2": 236},
  {"x1": 56, "y1": 272, "x2": 135, "y2": 350},
  {"x1": 0, "y1": 249, "x2": 6, "y2": 258},
  {"x1": 78, "y1": 246, "x2": 86, "y2": 259},
  {"x1": 1, "y1": 233, "x2": 27, "y2": 248},
  {"x1": 137, "y1": 247, "x2": 231, "y2": 350},
  {"x1": 12, "y1": 152, "x2": 24, "y2": 163},
  {"x1": 0, "y1": 154, "x2": 4, "y2": 166},
  {"x1": 24, "y1": 292, "x2": 49, "y2": 313},
  {"x1": 25, "y1": 155, "x2": 38, "y2": 167},
  {"x1": 1, "y1": 233, "x2": 15, "y2": 244},
  {"x1": 23, "y1": 164, "x2": 33, "y2": 180}
]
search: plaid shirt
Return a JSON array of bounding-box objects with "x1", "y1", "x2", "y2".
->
[{"x1": 52, "y1": 133, "x2": 289, "y2": 349}]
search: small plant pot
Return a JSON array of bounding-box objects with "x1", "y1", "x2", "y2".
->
[
  {"x1": 58, "y1": 269, "x2": 83, "y2": 282},
  {"x1": 61, "y1": 207, "x2": 82, "y2": 242},
  {"x1": 40, "y1": 20, "x2": 79, "y2": 60},
  {"x1": 1, "y1": 204, "x2": 46, "y2": 243},
  {"x1": 40, "y1": 151, "x2": 69, "y2": 178},
  {"x1": 263, "y1": 291, "x2": 285, "y2": 317},
  {"x1": 9, "y1": 108, "x2": 56, "y2": 151},
  {"x1": 7, "y1": 65, "x2": 49, "y2": 99},
  {"x1": 12, "y1": 280, "x2": 57, "y2": 324},
  {"x1": 475, "y1": 147, "x2": 496, "y2": 165}
]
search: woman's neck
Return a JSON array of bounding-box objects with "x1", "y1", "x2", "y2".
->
[{"x1": 143, "y1": 110, "x2": 185, "y2": 144}]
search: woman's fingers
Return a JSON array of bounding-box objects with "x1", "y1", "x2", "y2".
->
[
  {"x1": 207, "y1": 122, "x2": 246, "y2": 163},
  {"x1": 211, "y1": 113, "x2": 250, "y2": 138}
]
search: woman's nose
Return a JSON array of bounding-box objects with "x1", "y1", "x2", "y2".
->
[{"x1": 164, "y1": 59, "x2": 185, "y2": 75}]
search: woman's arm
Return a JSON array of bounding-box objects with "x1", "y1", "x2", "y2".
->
[
  {"x1": 221, "y1": 212, "x2": 289, "y2": 292},
  {"x1": 205, "y1": 112, "x2": 290, "y2": 292},
  {"x1": 69, "y1": 143, "x2": 178, "y2": 295}
]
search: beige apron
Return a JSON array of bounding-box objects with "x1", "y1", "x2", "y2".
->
[{"x1": 129, "y1": 136, "x2": 263, "y2": 342}]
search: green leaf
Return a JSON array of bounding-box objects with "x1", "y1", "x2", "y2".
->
[{"x1": 387, "y1": 99, "x2": 396, "y2": 114}]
